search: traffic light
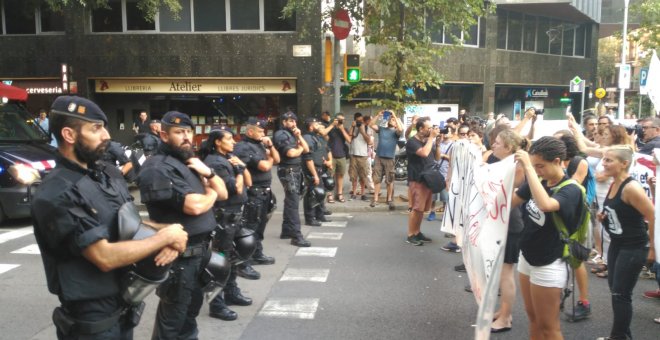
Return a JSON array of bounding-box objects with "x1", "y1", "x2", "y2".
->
[{"x1": 344, "y1": 54, "x2": 361, "y2": 83}]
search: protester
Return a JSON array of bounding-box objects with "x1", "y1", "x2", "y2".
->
[
  {"x1": 325, "y1": 113, "x2": 352, "y2": 203},
  {"x1": 405, "y1": 117, "x2": 441, "y2": 246},
  {"x1": 349, "y1": 112, "x2": 370, "y2": 201},
  {"x1": 369, "y1": 110, "x2": 403, "y2": 210},
  {"x1": 441, "y1": 125, "x2": 470, "y2": 253},
  {"x1": 427, "y1": 128, "x2": 452, "y2": 221},
  {"x1": 512, "y1": 137, "x2": 584, "y2": 340},
  {"x1": 596, "y1": 145, "x2": 655, "y2": 340},
  {"x1": 639, "y1": 117, "x2": 660, "y2": 155}
]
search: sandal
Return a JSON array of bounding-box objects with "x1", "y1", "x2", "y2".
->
[
  {"x1": 654, "y1": 317, "x2": 660, "y2": 324},
  {"x1": 327, "y1": 195, "x2": 335, "y2": 203},
  {"x1": 370, "y1": 201, "x2": 376, "y2": 208},
  {"x1": 591, "y1": 264, "x2": 607, "y2": 274},
  {"x1": 596, "y1": 270, "x2": 608, "y2": 278},
  {"x1": 337, "y1": 194, "x2": 346, "y2": 203}
]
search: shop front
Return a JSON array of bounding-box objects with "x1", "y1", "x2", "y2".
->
[
  {"x1": 91, "y1": 78, "x2": 297, "y2": 146},
  {"x1": 494, "y1": 85, "x2": 577, "y2": 121},
  {"x1": 1, "y1": 78, "x2": 67, "y2": 114}
]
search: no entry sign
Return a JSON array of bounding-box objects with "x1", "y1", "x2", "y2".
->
[{"x1": 332, "y1": 9, "x2": 352, "y2": 40}]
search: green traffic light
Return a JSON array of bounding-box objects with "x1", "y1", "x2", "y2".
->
[{"x1": 347, "y1": 68, "x2": 361, "y2": 83}]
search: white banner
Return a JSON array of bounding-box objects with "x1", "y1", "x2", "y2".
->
[
  {"x1": 654, "y1": 149, "x2": 660, "y2": 263},
  {"x1": 630, "y1": 153, "x2": 656, "y2": 199},
  {"x1": 646, "y1": 50, "x2": 660, "y2": 113},
  {"x1": 441, "y1": 141, "x2": 516, "y2": 340}
]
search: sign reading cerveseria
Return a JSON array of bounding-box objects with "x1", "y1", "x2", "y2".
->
[
  {"x1": 94, "y1": 78, "x2": 297, "y2": 94},
  {"x1": 525, "y1": 88, "x2": 548, "y2": 98}
]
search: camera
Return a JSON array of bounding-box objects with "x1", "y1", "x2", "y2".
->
[
  {"x1": 356, "y1": 121, "x2": 362, "y2": 127},
  {"x1": 440, "y1": 127, "x2": 450, "y2": 134}
]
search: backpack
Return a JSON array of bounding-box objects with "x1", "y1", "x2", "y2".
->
[
  {"x1": 567, "y1": 156, "x2": 596, "y2": 206},
  {"x1": 550, "y1": 179, "x2": 591, "y2": 269}
]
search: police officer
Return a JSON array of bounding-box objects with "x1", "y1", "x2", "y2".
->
[
  {"x1": 234, "y1": 117, "x2": 280, "y2": 265},
  {"x1": 31, "y1": 96, "x2": 188, "y2": 339},
  {"x1": 101, "y1": 140, "x2": 136, "y2": 182},
  {"x1": 273, "y1": 111, "x2": 312, "y2": 247},
  {"x1": 199, "y1": 126, "x2": 256, "y2": 321},
  {"x1": 136, "y1": 119, "x2": 161, "y2": 156},
  {"x1": 138, "y1": 111, "x2": 228, "y2": 339},
  {"x1": 302, "y1": 117, "x2": 333, "y2": 226}
]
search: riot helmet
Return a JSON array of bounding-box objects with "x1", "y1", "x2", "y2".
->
[
  {"x1": 321, "y1": 172, "x2": 335, "y2": 191},
  {"x1": 308, "y1": 185, "x2": 326, "y2": 208},
  {"x1": 233, "y1": 227, "x2": 257, "y2": 263},
  {"x1": 200, "y1": 250, "x2": 231, "y2": 301},
  {"x1": 266, "y1": 192, "x2": 277, "y2": 221}
]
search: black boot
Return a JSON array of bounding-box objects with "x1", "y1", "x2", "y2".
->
[
  {"x1": 305, "y1": 219, "x2": 322, "y2": 227},
  {"x1": 317, "y1": 216, "x2": 332, "y2": 222},
  {"x1": 224, "y1": 287, "x2": 253, "y2": 306},
  {"x1": 236, "y1": 262, "x2": 261, "y2": 280},
  {"x1": 251, "y1": 250, "x2": 275, "y2": 265},
  {"x1": 209, "y1": 295, "x2": 238, "y2": 321}
]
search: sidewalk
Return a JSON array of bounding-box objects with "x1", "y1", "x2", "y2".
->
[{"x1": 131, "y1": 168, "x2": 410, "y2": 213}]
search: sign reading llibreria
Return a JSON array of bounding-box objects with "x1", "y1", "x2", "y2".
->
[{"x1": 331, "y1": 9, "x2": 352, "y2": 40}]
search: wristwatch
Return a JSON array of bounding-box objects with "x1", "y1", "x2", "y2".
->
[{"x1": 204, "y1": 169, "x2": 217, "y2": 179}]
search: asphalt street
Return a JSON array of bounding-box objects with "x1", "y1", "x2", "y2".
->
[{"x1": 0, "y1": 179, "x2": 659, "y2": 339}]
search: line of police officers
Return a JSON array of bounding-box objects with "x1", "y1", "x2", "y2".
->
[{"x1": 31, "y1": 95, "x2": 333, "y2": 339}]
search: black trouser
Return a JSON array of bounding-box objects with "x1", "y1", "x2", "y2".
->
[
  {"x1": 209, "y1": 211, "x2": 245, "y2": 312},
  {"x1": 243, "y1": 187, "x2": 272, "y2": 253},
  {"x1": 208, "y1": 266, "x2": 240, "y2": 312},
  {"x1": 152, "y1": 243, "x2": 208, "y2": 340},
  {"x1": 277, "y1": 166, "x2": 303, "y2": 238},
  {"x1": 56, "y1": 298, "x2": 132, "y2": 340},
  {"x1": 303, "y1": 166, "x2": 325, "y2": 222}
]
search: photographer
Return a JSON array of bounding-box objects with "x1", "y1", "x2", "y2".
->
[
  {"x1": 369, "y1": 110, "x2": 403, "y2": 210},
  {"x1": 349, "y1": 112, "x2": 371, "y2": 201}
]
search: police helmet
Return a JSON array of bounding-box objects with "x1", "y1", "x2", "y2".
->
[
  {"x1": 321, "y1": 172, "x2": 335, "y2": 191},
  {"x1": 200, "y1": 251, "x2": 232, "y2": 302},
  {"x1": 309, "y1": 185, "x2": 326, "y2": 208},
  {"x1": 117, "y1": 203, "x2": 170, "y2": 304},
  {"x1": 233, "y1": 228, "x2": 257, "y2": 263},
  {"x1": 266, "y1": 192, "x2": 277, "y2": 221}
]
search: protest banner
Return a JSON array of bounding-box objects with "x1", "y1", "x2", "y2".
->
[{"x1": 441, "y1": 140, "x2": 516, "y2": 340}]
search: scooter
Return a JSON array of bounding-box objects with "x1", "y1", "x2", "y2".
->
[{"x1": 394, "y1": 140, "x2": 407, "y2": 181}]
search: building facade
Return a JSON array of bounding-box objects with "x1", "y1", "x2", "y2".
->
[{"x1": 0, "y1": 0, "x2": 322, "y2": 145}]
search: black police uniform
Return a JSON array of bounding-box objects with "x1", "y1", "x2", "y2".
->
[
  {"x1": 203, "y1": 150, "x2": 253, "y2": 318},
  {"x1": 136, "y1": 130, "x2": 161, "y2": 156},
  {"x1": 234, "y1": 123, "x2": 275, "y2": 261},
  {"x1": 273, "y1": 121, "x2": 307, "y2": 244},
  {"x1": 31, "y1": 96, "x2": 139, "y2": 339},
  {"x1": 302, "y1": 129, "x2": 330, "y2": 224},
  {"x1": 101, "y1": 140, "x2": 137, "y2": 183},
  {"x1": 138, "y1": 113, "x2": 216, "y2": 340}
]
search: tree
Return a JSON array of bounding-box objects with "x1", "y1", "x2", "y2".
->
[
  {"x1": 631, "y1": 0, "x2": 660, "y2": 52},
  {"x1": 44, "y1": 0, "x2": 182, "y2": 20},
  {"x1": 283, "y1": 0, "x2": 492, "y2": 112},
  {"x1": 597, "y1": 37, "x2": 619, "y2": 87}
]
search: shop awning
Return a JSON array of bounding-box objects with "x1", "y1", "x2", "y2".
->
[{"x1": 0, "y1": 83, "x2": 28, "y2": 101}]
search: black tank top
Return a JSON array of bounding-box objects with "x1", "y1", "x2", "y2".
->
[{"x1": 601, "y1": 177, "x2": 648, "y2": 247}]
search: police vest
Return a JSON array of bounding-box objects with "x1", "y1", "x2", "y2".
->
[
  {"x1": 274, "y1": 129, "x2": 301, "y2": 166},
  {"x1": 34, "y1": 164, "x2": 131, "y2": 302},
  {"x1": 235, "y1": 138, "x2": 272, "y2": 187},
  {"x1": 204, "y1": 153, "x2": 246, "y2": 213},
  {"x1": 303, "y1": 132, "x2": 326, "y2": 167},
  {"x1": 140, "y1": 154, "x2": 216, "y2": 237}
]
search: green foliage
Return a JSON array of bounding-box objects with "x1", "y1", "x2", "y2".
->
[
  {"x1": 630, "y1": 0, "x2": 660, "y2": 52},
  {"x1": 284, "y1": 0, "x2": 492, "y2": 112},
  {"x1": 597, "y1": 37, "x2": 619, "y2": 87},
  {"x1": 44, "y1": 0, "x2": 182, "y2": 21}
]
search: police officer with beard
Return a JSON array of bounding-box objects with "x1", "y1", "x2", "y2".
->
[
  {"x1": 234, "y1": 117, "x2": 280, "y2": 265},
  {"x1": 136, "y1": 119, "x2": 162, "y2": 156},
  {"x1": 302, "y1": 117, "x2": 333, "y2": 226},
  {"x1": 273, "y1": 111, "x2": 311, "y2": 247},
  {"x1": 31, "y1": 96, "x2": 188, "y2": 339},
  {"x1": 138, "y1": 111, "x2": 228, "y2": 339},
  {"x1": 200, "y1": 127, "x2": 255, "y2": 321}
]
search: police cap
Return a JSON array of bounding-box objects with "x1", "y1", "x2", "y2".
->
[
  {"x1": 50, "y1": 95, "x2": 108, "y2": 125},
  {"x1": 281, "y1": 111, "x2": 297, "y2": 121},
  {"x1": 149, "y1": 119, "x2": 160, "y2": 125},
  {"x1": 246, "y1": 117, "x2": 267, "y2": 128},
  {"x1": 162, "y1": 111, "x2": 194, "y2": 129}
]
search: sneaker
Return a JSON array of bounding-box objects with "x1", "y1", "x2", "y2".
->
[
  {"x1": 427, "y1": 211, "x2": 436, "y2": 221},
  {"x1": 643, "y1": 289, "x2": 660, "y2": 299},
  {"x1": 565, "y1": 300, "x2": 591, "y2": 321},
  {"x1": 406, "y1": 235, "x2": 423, "y2": 246},
  {"x1": 589, "y1": 254, "x2": 603, "y2": 265},
  {"x1": 640, "y1": 266, "x2": 655, "y2": 279},
  {"x1": 416, "y1": 232, "x2": 432, "y2": 243},
  {"x1": 444, "y1": 233, "x2": 454, "y2": 238},
  {"x1": 454, "y1": 264, "x2": 466, "y2": 272},
  {"x1": 388, "y1": 201, "x2": 395, "y2": 211},
  {"x1": 441, "y1": 242, "x2": 461, "y2": 253}
]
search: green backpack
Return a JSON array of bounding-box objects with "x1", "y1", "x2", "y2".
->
[{"x1": 550, "y1": 179, "x2": 591, "y2": 269}]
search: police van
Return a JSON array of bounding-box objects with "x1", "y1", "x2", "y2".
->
[{"x1": 0, "y1": 83, "x2": 55, "y2": 224}]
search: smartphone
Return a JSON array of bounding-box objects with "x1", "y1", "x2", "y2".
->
[{"x1": 383, "y1": 111, "x2": 392, "y2": 120}]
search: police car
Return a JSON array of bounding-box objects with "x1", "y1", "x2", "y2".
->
[{"x1": 0, "y1": 83, "x2": 55, "y2": 224}]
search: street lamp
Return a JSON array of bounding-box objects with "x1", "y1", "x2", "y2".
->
[{"x1": 618, "y1": 0, "x2": 630, "y2": 120}]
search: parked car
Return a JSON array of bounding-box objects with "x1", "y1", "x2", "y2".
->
[{"x1": 0, "y1": 83, "x2": 55, "y2": 224}]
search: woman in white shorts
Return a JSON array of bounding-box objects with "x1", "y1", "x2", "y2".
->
[{"x1": 512, "y1": 137, "x2": 585, "y2": 340}]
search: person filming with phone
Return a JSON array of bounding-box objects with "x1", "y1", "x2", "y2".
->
[{"x1": 369, "y1": 110, "x2": 403, "y2": 210}]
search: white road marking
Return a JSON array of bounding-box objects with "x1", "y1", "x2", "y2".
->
[
  {"x1": 0, "y1": 264, "x2": 20, "y2": 275},
  {"x1": 295, "y1": 247, "x2": 337, "y2": 258},
  {"x1": 280, "y1": 268, "x2": 330, "y2": 282},
  {"x1": 258, "y1": 298, "x2": 320, "y2": 319},
  {"x1": 326, "y1": 213, "x2": 353, "y2": 219},
  {"x1": 11, "y1": 244, "x2": 41, "y2": 255},
  {"x1": 308, "y1": 232, "x2": 343, "y2": 240},
  {"x1": 0, "y1": 227, "x2": 33, "y2": 244},
  {"x1": 320, "y1": 221, "x2": 347, "y2": 228}
]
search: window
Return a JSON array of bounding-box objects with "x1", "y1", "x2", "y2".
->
[
  {"x1": 264, "y1": 0, "x2": 295, "y2": 31},
  {"x1": 40, "y1": 6, "x2": 65, "y2": 32},
  {"x1": 562, "y1": 28, "x2": 574, "y2": 56},
  {"x1": 465, "y1": 20, "x2": 478, "y2": 46},
  {"x1": 194, "y1": 0, "x2": 226, "y2": 31},
  {"x1": 4, "y1": 0, "x2": 36, "y2": 34},
  {"x1": 507, "y1": 12, "x2": 522, "y2": 51},
  {"x1": 126, "y1": 0, "x2": 155, "y2": 31},
  {"x1": 574, "y1": 25, "x2": 586, "y2": 56},
  {"x1": 549, "y1": 20, "x2": 562, "y2": 55},
  {"x1": 497, "y1": 10, "x2": 507, "y2": 49},
  {"x1": 536, "y1": 18, "x2": 549, "y2": 54},
  {"x1": 160, "y1": 0, "x2": 191, "y2": 32},
  {"x1": 91, "y1": 0, "x2": 122, "y2": 32},
  {"x1": 230, "y1": 0, "x2": 260, "y2": 30},
  {"x1": 428, "y1": 15, "x2": 482, "y2": 47},
  {"x1": 522, "y1": 15, "x2": 536, "y2": 52}
]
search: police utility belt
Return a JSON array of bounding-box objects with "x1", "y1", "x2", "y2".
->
[
  {"x1": 52, "y1": 302, "x2": 144, "y2": 336},
  {"x1": 248, "y1": 186, "x2": 271, "y2": 196},
  {"x1": 215, "y1": 208, "x2": 242, "y2": 225},
  {"x1": 181, "y1": 233, "x2": 212, "y2": 258}
]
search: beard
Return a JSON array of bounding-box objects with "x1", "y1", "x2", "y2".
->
[
  {"x1": 74, "y1": 139, "x2": 109, "y2": 165},
  {"x1": 167, "y1": 142, "x2": 195, "y2": 162}
]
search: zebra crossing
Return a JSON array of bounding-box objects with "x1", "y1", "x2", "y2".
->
[
  {"x1": 257, "y1": 213, "x2": 352, "y2": 320},
  {"x1": 0, "y1": 226, "x2": 40, "y2": 277}
]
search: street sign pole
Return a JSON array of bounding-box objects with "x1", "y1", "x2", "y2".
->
[
  {"x1": 581, "y1": 85, "x2": 585, "y2": 121},
  {"x1": 618, "y1": 0, "x2": 630, "y2": 120},
  {"x1": 333, "y1": 36, "x2": 340, "y2": 116}
]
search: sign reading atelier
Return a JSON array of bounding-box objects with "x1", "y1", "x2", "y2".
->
[{"x1": 94, "y1": 79, "x2": 297, "y2": 94}]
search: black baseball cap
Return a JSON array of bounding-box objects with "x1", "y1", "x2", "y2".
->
[
  {"x1": 246, "y1": 117, "x2": 267, "y2": 128},
  {"x1": 50, "y1": 95, "x2": 108, "y2": 125},
  {"x1": 304, "y1": 117, "x2": 319, "y2": 125},
  {"x1": 281, "y1": 111, "x2": 298, "y2": 121},
  {"x1": 161, "y1": 111, "x2": 194, "y2": 129}
]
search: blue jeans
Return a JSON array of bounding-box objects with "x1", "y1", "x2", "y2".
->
[{"x1": 607, "y1": 243, "x2": 648, "y2": 340}]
